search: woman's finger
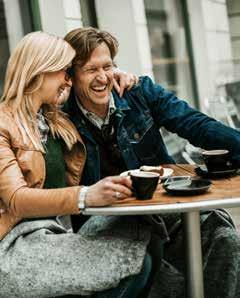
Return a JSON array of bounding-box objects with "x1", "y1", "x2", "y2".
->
[
  {"x1": 105, "y1": 181, "x2": 132, "y2": 197},
  {"x1": 113, "y1": 78, "x2": 120, "y2": 94},
  {"x1": 105, "y1": 176, "x2": 132, "y2": 188},
  {"x1": 119, "y1": 76, "x2": 127, "y2": 97}
]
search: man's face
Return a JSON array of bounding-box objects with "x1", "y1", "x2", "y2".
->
[{"x1": 72, "y1": 42, "x2": 114, "y2": 116}]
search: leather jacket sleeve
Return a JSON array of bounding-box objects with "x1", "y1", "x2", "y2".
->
[{"x1": 0, "y1": 125, "x2": 80, "y2": 218}]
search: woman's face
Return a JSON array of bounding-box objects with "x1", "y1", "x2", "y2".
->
[{"x1": 38, "y1": 68, "x2": 72, "y2": 106}]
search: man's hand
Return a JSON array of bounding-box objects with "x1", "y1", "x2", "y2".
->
[
  {"x1": 85, "y1": 176, "x2": 132, "y2": 207},
  {"x1": 113, "y1": 68, "x2": 139, "y2": 97}
]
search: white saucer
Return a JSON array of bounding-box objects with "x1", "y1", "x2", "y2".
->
[{"x1": 120, "y1": 168, "x2": 174, "y2": 183}]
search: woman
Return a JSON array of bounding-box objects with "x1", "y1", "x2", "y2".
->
[{"x1": 0, "y1": 32, "x2": 151, "y2": 298}]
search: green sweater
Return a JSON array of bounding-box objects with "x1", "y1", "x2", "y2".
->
[{"x1": 43, "y1": 134, "x2": 66, "y2": 189}]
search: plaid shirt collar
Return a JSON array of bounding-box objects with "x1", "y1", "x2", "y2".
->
[
  {"x1": 36, "y1": 108, "x2": 49, "y2": 144},
  {"x1": 75, "y1": 93, "x2": 116, "y2": 130}
]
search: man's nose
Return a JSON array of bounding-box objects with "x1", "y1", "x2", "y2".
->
[{"x1": 96, "y1": 70, "x2": 108, "y2": 82}]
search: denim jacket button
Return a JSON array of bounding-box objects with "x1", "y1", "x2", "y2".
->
[{"x1": 133, "y1": 133, "x2": 140, "y2": 140}]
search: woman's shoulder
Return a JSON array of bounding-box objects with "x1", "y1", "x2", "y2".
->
[
  {"x1": 0, "y1": 105, "x2": 18, "y2": 137},
  {"x1": 0, "y1": 104, "x2": 15, "y2": 121}
]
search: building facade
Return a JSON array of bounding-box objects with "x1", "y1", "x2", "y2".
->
[{"x1": 1, "y1": 0, "x2": 240, "y2": 158}]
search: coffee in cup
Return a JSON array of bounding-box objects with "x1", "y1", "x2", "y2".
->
[
  {"x1": 202, "y1": 149, "x2": 232, "y2": 172},
  {"x1": 130, "y1": 171, "x2": 159, "y2": 200}
]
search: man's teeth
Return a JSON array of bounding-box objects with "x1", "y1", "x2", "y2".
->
[{"x1": 92, "y1": 85, "x2": 107, "y2": 91}]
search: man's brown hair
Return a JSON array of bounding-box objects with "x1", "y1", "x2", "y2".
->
[{"x1": 64, "y1": 27, "x2": 119, "y2": 67}]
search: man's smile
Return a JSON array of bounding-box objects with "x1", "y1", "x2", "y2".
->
[{"x1": 91, "y1": 84, "x2": 108, "y2": 92}]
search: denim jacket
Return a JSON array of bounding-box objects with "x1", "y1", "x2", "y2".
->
[{"x1": 66, "y1": 76, "x2": 240, "y2": 185}]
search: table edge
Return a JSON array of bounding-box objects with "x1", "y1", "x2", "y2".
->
[{"x1": 82, "y1": 197, "x2": 240, "y2": 215}]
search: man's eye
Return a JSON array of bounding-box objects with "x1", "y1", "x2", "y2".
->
[
  {"x1": 104, "y1": 65, "x2": 113, "y2": 71},
  {"x1": 87, "y1": 68, "x2": 96, "y2": 73}
]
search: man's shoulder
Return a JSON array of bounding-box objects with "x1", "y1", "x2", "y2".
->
[
  {"x1": 112, "y1": 76, "x2": 154, "y2": 98},
  {"x1": 128, "y1": 75, "x2": 156, "y2": 91},
  {"x1": 125, "y1": 76, "x2": 165, "y2": 99},
  {"x1": 138, "y1": 75, "x2": 154, "y2": 85},
  {"x1": 112, "y1": 75, "x2": 165, "y2": 105}
]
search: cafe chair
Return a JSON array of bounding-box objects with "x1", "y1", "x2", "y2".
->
[
  {"x1": 181, "y1": 143, "x2": 202, "y2": 165},
  {"x1": 204, "y1": 96, "x2": 239, "y2": 129},
  {"x1": 181, "y1": 95, "x2": 240, "y2": 165},
  {"x1": 225, "y1": 81, "x2": 240, "y2": 113}
]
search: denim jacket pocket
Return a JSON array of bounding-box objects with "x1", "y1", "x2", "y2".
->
[{"x1": 129, "y1": 121, "x2": 164, "y2": 164}]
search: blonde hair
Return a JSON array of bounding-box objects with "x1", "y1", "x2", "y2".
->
[{"x1": 0, "y1": 31, "x2": 79, "y2": 152}]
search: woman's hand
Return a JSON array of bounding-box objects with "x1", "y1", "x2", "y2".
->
[
  {"x1": 85, "y1": 176, "x2": 132, "y2": 207},
  {"x1": 113, "y1": 68, "x2": 139, "y2": 97}
]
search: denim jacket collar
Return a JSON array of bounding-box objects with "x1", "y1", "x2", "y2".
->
[
  {"x1": 67, "y1": 88, "x2": 131, "y2": 132},
  {"x1": 112, "y1": 89, "x2": 131, "y2": 113}
]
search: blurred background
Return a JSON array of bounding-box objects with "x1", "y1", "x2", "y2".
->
[{"x1": 1, "y1": 0, "x2": 240, "y2": 163}]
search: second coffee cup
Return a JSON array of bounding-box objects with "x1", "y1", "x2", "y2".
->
[
  {"x1": 202, "y1": 149, "x2": 232, "y2": 172},
  {"x1": 130, "y1": 171, "x2": 159, "y2": 200}
]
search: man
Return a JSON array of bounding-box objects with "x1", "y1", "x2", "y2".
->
[{"x1": 64, "y1": 27, "x2": 240, "y2": 297}]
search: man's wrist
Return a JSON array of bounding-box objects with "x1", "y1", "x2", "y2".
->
[{"x1": 78, "y1": 186, "x2": 89, "y2": 210}]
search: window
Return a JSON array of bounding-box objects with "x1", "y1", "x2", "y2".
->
[
  {"x1": 0, "y1": 0, "x2": 10, "y2": 95},
  {"x1": 226, "y1": 0, "x2": 240, "y2": 82},
  {"x1": 144, "y1": 0, "x2": 196, "y2": 159},
  {"x1": 80, "y1": 0, "x2": 98, "y2": 27},
  {"x1": 144, "y1": 0, "x2": 195, "y2": 105},
  {"x1": 0, "y1": 0, "x2": 40, "y2": 96}
]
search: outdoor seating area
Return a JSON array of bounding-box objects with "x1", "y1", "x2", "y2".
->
[{"x1": 1, "y1": 0, "x2": 240, "y2": 297}]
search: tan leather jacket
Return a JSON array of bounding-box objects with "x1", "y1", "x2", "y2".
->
[{"x1": 0, "y1": 106, "x2": 86, "y2": 240}]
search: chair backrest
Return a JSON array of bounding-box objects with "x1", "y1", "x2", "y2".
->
[
  {"x1": 204, "y1": 96, "x2": 239, "y2": 129},
  {"x1": 225, "y1": 81, "x2": 240, "y2": 111},
  {"x1": 181, "y1": 143, "x2": 202, "y2": 165},
  {"x1": 182, "y1": 95, "x2": 240, "y2": 165}
]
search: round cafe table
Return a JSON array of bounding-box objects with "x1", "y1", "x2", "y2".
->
[{"x1": 82, "y1": 164, "x2": 240, "y2": 298}]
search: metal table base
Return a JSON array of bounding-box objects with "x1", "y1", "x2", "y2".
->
[
  {"x1": 182, "y1": 211, "x2": 204, "y2": 298},
  {"x1": 83, "y1": 197, "x2": 240, "y2": 298}
]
